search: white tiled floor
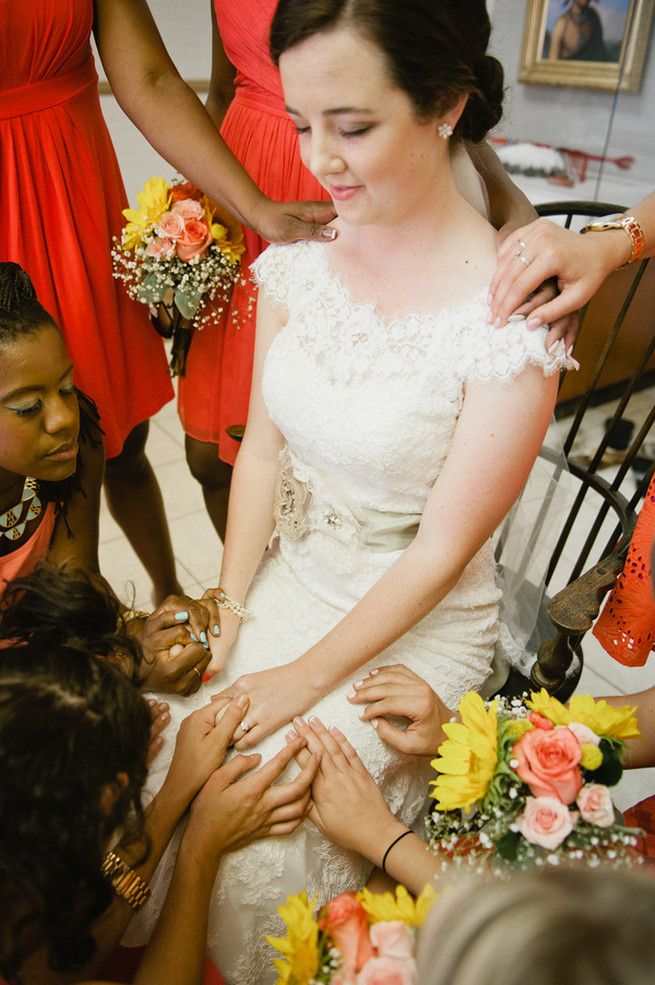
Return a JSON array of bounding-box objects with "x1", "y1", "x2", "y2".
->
[{"x1": 98, "y1": 86, "x2": 655, "y2": 812}]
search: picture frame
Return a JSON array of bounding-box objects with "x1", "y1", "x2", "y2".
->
[{"x1": 518, "y1": 0, "x2": 655, "y2": 92}]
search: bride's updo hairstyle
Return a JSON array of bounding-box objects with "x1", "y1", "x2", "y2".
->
[{"x1": 269, "y1": 0, "x2": 504, "y2": 143}]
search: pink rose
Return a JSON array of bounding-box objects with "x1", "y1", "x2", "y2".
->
[
  {"x1": 145, "y1": 236, "x2": 176, "y2": 260},
  {"x1": 320, "y1": 893, "x2": 374, "y2": 980},
  {"x1": 157, "y1": 211, "x2": 185, "y2": 239},
  {"x1": 576, "y1": 784, "x2": 615, "y2": 827},
  {"x1": 172, "y1": 198, "x2": 204, "y2": 220},
  {"x1": 512, "y1": 726, "x2": 583, "y2": 804},
  {"x1": 176, "y1": 217, "x2": 213, "y2": 261},
  {"x1": 369, "y1": 922, "x2": 414, "y2": 960},
  {"x1": 527, "y1": 712, "x2": 554, "y2": 730},
  {"x1": 170, "y1": 181, "x2": 201, "y2": 202},
  {"x1": 514, "y1": 796, "x2": 577, "y2": 850},
  {"x1": 357, "y1": 956, "x2": 417, "y2": 985},
  {"x1": 568, "y1": 722, "x2": 600, "y2": 746}
]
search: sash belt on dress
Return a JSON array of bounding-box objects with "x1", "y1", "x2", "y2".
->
[{"x1": 0, "y1": 57, "x2": 98, "y2": 120}]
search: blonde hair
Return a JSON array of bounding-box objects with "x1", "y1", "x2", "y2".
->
[{"x1": 417, "y1": 867, "x2": 655, "y2": 985}]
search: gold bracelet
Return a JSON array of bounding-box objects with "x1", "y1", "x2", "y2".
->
[
  {"x1": 121, "y1": 609, "x2": 150, "y2": 625},
  {"x1": 214, "y1": 589, "x2": 251, "y2": 623},
  {"x1": 579, "y1": 215, "x2": 645, "y2": 268},
  {"x1": 101, "y1": 850, "x2": 151, "y2": 911}
]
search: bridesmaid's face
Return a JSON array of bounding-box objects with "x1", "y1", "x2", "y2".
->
[
  {"x1": 0, "y1": 325, "x2": 79, "y2": 484},
  {"x1": 279, "y1": 25, "x2": 453, "y2": 229}
]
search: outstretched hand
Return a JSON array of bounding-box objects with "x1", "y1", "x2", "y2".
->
[
  {"x1": 347, "y1": 664, "x2": 451, "y2": 757},
  {"x1": 254, "y1": 199, "x2": 337, "y2": 245},
  {"x1": 184, "y1": 735, "x2": 320, "y2": 856},
  {"x1": 288, "y1": 716, "x2": 403, "y2": 860}
]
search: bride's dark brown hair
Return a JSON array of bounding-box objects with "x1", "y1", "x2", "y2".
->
[{"x1": 269, "y1": 0, "x2": 504, "y2": 143}]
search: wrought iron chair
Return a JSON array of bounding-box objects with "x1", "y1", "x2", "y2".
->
[{"x1": 496, "y1": 200, "x2": 654, "y2": 700}]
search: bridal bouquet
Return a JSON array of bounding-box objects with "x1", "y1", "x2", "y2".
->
[
  {"x1": 112, "y1": 176, "x2": 244, "y2": 375},
  {"x1": 426, "y1": 689, "x2": 643, "y2": 873},
  {"x1": 267, "y1": 885, "x2": 436, "y2": 985}
]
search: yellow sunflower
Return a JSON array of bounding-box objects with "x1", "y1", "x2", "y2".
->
[
  {"x1": 358, "y1": 884, "x2": 437, "y2": 927},
  {"x1": 429, "y1": 692, "x2": 499, "y2": 811},
  {"x1": 266, "y1": 891, "x2": 319, "y2": 985},
  {"x1": 527, "y1": 689, "x2": 640, "y2": 741},
  {"x1": 121, "y1": 176, "x2": 171, "y2": 248}
]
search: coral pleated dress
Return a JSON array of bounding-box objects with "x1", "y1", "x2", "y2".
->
[
  {"x1": 176, "y1": 0, "x2": 330, "y2": 465},
  {"x1": 0, "y1": 0, "x2": 173, "y2": 459}
]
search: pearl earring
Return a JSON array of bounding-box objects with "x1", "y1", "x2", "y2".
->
[{"x1": 438, "y1": 123, "x2": 453, "y2": 140}]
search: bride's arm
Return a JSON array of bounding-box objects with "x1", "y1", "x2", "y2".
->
[
  {"x1": 217, "y1": 362, "x2": 559, "y2": 748},
  {"x1": 205, "y1": 295, "x2": 287, "y2": 673}
]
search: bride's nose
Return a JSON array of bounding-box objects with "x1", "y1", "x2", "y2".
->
[{"x1": 308, "y1": 131, "x2": 345, "y2": 178}]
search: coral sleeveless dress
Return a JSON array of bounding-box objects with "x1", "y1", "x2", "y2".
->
[
  {"x1": 0, "y1": 0, "x2": 173, "y2": 460},
  {"x1": 176, "y1": 0, "x2": 330, "y2": 465}
]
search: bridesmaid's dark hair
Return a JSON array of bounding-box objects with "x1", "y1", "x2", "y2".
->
[
  {"x1": 0, "y1": 646, "x2": 150, "y2": 983},
  {"x1": 0, "y1": 261, "x2": 58, "y2": 345},
  {"x1": 270, "y1": 0, "x2": 504, "y2": 143}
]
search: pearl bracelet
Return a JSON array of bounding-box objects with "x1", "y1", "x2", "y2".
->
[{"x1": 214, "y1": 589, "x2": 251, "y2": 623}]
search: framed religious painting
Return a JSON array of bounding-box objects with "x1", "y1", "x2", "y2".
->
[{"x1": 518, "y1": 0, "x2": 655, "y2": 92}]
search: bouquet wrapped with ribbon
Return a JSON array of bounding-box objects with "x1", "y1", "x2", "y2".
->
[
  {"x1": 427, "y1": 689, "x2": 643, "y2": 873},
  {"x1": 112, "y1": 176, "x2": 244, "y2": 376},
  {"x1": 267, "y1": 885, "x2": 436, "y2": 985}
]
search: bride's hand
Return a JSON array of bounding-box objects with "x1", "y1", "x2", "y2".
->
[
  {"x1": 211, "y1": 663, "x2": 323, "y2": 749},
  {"x1": 201, "y1": 587, "x2": 241, "y2": 677}
]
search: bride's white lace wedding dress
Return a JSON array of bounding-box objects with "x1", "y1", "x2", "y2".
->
[{"x1": 126, "y1": 240, "x2": 572, "y2": 984}]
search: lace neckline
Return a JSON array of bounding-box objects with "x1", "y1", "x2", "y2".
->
[{"x1": 307, "y1": 241, "x2": 491, "y2": 332}]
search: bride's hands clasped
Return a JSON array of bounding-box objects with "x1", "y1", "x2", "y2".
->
[{"x1": 211, "y1": 662, "x2": 325, "y2": 749}]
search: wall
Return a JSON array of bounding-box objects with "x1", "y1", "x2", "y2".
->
[{"x1": 489, "y1": 0, "x2": 655, "y2": 194}]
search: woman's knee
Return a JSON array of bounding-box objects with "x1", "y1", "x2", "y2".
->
[{"x1": 185, "y1": 436, "x2": 232, "y2": 489}]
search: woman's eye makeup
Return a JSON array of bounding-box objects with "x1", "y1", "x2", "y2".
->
[{"x1": 9, "y1": 400, "x2": 43, "y2": 417}]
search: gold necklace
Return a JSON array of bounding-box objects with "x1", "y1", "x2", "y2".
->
[{"x1": 0, "y1": 477, "x2": 42, "y2": 541}]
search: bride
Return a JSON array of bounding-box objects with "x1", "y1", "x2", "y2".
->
[{"x1": 129, "y1": 1, "x2": 577, "y2": 981}]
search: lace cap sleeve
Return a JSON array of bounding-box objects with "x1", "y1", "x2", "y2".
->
[
  {"x1": 454, "y1": 312, "x2": 579, "y2": 385},
  {"x1": 251, "y1": 241, "x2": 311, "y2": 311}
]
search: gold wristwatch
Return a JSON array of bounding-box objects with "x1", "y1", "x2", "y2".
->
[
  {"x1": 101, "y1": 850, "x2": 151, "y2": 911},
  {"x1": 579, "y1": 215, "x2": 645, "y2": 268}
]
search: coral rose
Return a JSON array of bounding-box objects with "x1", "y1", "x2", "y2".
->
[
  {"x1": 176, "y1": 218, "x2": 213, "y2": 261},
  {"x1": 157, "y1": 211, "x2": 185, "y2": 239},
  {"x1": 145, "y1": 236, "x2": 176, "y2": 260},
  {"x1": 369, "y1": 922, "x2": 414, "y2": 960},
  {"x1": 527, "y1": 712, "x2": 554, "y2": 730},
  {"x1": 172, "y1": 198, "x2": 204, "y2": 220},
  {"x1": 321, "y1": 893, "x2": 373, "y2": 980},
  {"x1": 576, "y1": 784, "x2": 615, "y2": 827},
  {"x1": 357, "y1": 956, "x2": 417, "y2": 985},
  {"x1": 514, "y1": 795, "x2": 577, "y2": 850},
  {"x1": 170, "y1": 181, "x2": 201, "y2": 202},
  {"x1": 512, "y1": 725, "x2": 583, "y2": 804}
]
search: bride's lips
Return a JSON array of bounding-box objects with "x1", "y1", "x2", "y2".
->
[
  {"x1": 328, "y1": 184, "x2": 361, "y2": 202},
  {"x1": 45, "y1": 440, "x2": 79, "y2": 462}
]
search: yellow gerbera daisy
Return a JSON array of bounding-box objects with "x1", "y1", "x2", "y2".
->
[
  {"x1": 266, "y1": 891, "x2": 319, "y2": 985},
  {"x1": 429, "y1": 692, "x2": 499, "y2": 811},
  {"x1": 358, "y1": 884, "x2": 437, "y2": 927},
  {"x1": 527, "y1": 689, "x2": 640, "y2": 741}
]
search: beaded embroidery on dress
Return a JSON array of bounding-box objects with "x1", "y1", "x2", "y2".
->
[{"x1": 126, "y1": 240, "x2": 574, "y2": 985}]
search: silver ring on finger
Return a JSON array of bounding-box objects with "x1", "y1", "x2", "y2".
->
[
  {"x1": 517, "y1": 239, "x2": 527, "y2": 248},
  {"x1": 514, "y1": 250, "x2": 530, "y2": 267},
  {"x1": 240, "y1": 721, "x2": 252, "y2": 733}
]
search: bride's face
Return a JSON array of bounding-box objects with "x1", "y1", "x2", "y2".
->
[{"x1": 279, "y1": 25, "x2": 451, "y2": 228}]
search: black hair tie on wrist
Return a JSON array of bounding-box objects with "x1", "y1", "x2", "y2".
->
[{"x1": 382, "y1": 830, "x2": 412, "y2": 874}]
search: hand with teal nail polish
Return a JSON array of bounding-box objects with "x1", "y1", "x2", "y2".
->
[{"x1": 138, "y1": 594, "x2": 215, "y2": 694}]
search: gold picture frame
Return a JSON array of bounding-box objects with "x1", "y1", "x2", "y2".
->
[{"x1": 518, "y1": 0, "x2": 655, "y2": 92}]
